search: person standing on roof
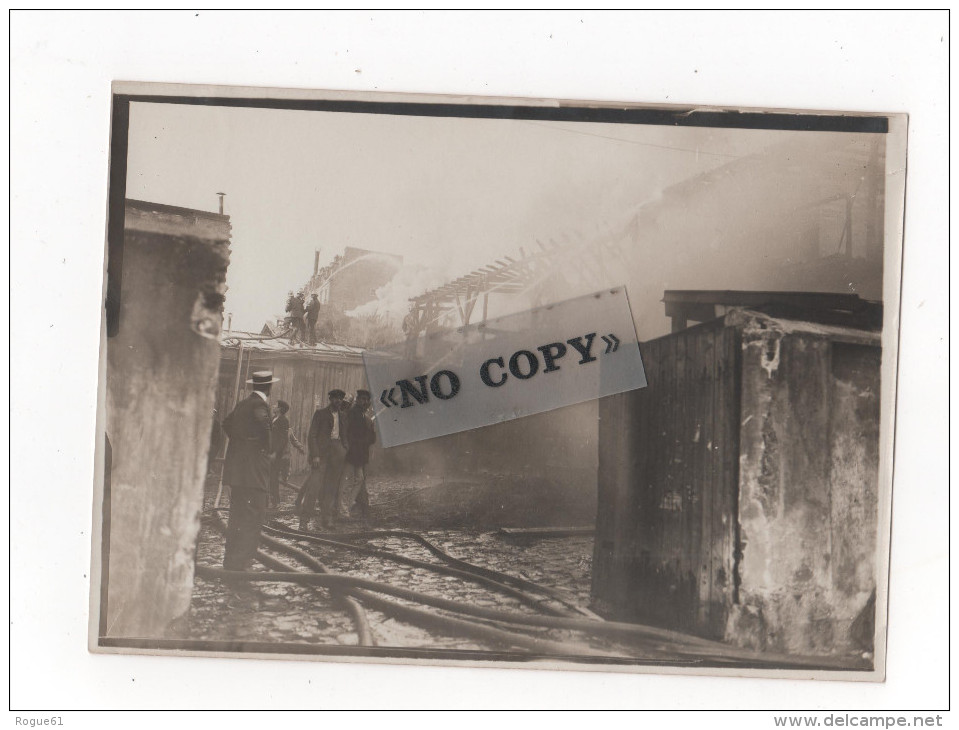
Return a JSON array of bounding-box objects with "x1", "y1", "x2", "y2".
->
[
  {"x1": 306, "y1": 293, "x2": 321, "y2": 345},
  {"x1": 289, "y1": 292, "x2": 307, "y2": 344}
]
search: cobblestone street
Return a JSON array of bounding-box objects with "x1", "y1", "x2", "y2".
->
[{"x1": 186, "y1": 473, "x2": 604, "y2": 654}]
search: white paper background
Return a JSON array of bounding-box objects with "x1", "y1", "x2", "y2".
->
[{"x1": 8, "y1": 9, "x2": 949, "y2": 721}]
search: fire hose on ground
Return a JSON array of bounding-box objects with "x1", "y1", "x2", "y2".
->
[
  {"x1": 200, "y1": 512, "x2": 865, "y2": 669},
  {"x1": 203, "y1": 519, "x2": 624, "y2": 657},
  {"x1": 206, "y1": 513, "x2": 374, "y2": 647},
  {"x1": 264, "y1": 520, "x2": 592, "y2": 617},
  {"x1": 270, "y1": 500, "x2": 594, "y2": 612},
  {"x1": 195, "y1": 562, "x2": 867, "y2": 669}
]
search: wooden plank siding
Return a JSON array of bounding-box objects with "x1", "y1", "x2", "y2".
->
[{"x1": 593, "y1": 318, "x2": 740, "y2": 640}]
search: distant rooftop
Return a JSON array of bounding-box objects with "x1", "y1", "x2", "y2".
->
[
  {"x1": 125, "y1": 198, "x2": 229, "y2": 221},
  {"x1": 663, "y1": 290, "x2": 882, "y2": 332},
  {"x1": 125, "y1": 199, "x2": 231, "y2": 242},
  {"x1": 220, "y1": 331, "x2": 365, "y2": 361}
]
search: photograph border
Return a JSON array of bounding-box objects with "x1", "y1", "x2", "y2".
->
[{"x1": 89, "y1": 81, "x2": 907, "y2": 682}]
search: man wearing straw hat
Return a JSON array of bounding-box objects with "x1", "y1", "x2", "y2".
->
[{"x1": 221, "y1": 370, "x2": 279, "y2": 570}]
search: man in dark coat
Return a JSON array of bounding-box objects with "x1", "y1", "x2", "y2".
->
[
  {"x1": 221, "y1": 370, "x2": 278, "y2": 570},
  {"x1": 339, "y1": 390, "x2": 376, "y2": 519},
  {"x1": 288, "y1": 293, "x2": 306, "y2": 343},
  {"x1": 306, "y1": 293, "x2": 321, "y2": 345},
  {"x1": 269, "y1": 399, "x2": 304, "y2": 508},
  {"x1": 296, "y1": 389, "x2": 347, "y2": 530}
]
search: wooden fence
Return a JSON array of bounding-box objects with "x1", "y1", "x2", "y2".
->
[{"x1": 593, "y1": 318, "x2": 741, "y2": 639}]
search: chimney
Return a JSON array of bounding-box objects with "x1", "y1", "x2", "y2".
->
[
  {"x1": 226, "y1": 312, "x2": 232, "y2": 333},
  {"x1": 216, "y1": 192, "x2": 226, "y2": 215},
  {"x1": 314, "y1": 250, "x2": 321, "y2": 276}
]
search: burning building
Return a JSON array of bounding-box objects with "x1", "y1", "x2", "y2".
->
[{"x1": 307, "y1": 246, "x2": 403, "y2": 312}]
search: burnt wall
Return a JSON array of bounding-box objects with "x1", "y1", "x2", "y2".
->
[
  {"x1": 326, "y1": 250, "x2": 401, "y2": 312},
  {"x1": 593, "y1": 311, "x2": 880, "y2": 658},
  {"x1": 730, "y1": 314, "x2": 880, "y2": 656},
  {"x1": 622, "y1": 134, "x2": 886, "y2": 341}
]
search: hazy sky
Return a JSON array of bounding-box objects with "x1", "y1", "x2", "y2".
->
[{"x1": 126, "y1": 101, "x2": 782, "y2": 331}]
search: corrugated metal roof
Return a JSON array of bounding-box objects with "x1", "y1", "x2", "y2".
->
[{"x1": 220, "y1": 332, "x2": 365, "y2": 360}]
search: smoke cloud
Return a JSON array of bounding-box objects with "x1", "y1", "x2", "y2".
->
[{"x1": 345, "y1": 259, "x2": 461, "y2": 326}]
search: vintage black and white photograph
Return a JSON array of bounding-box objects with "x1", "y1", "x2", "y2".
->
[{"x1": 91, "y1": 83, "x2": 905, "y2": 677}]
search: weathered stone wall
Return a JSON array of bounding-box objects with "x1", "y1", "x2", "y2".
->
[
  {"x1": 729, "y1": 313, "x2": 880, "y2": 656},
  {"x1": 104, "y1": 202, "x2": 230, "y2": 638},
  {"x1": 592, "y1": 310, "x2": 880, "y2": 660}
]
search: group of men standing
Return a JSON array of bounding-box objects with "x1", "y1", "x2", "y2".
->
[
  {"x1": 220, "y1": 370, "x2": 376, "y2": 571},
  {"x1": 295, "y1": 387, "x2": 376, "y2": 531},
  {"x1": 285, "y1": 291, "x2": 322, "y2": 345}
]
